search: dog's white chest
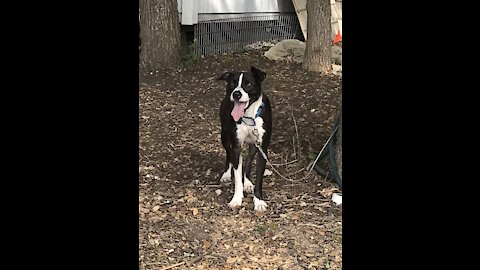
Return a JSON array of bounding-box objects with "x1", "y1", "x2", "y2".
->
[{"x1": 236, "y1": 117, "x2": 265, "y2": 146}]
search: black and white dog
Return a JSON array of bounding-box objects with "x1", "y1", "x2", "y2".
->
[{"x1": 217, "y1": 66, "x2": 272, "y2": 211}]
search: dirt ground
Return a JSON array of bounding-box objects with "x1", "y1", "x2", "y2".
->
[{"x1": 139, "y1": 48, "x2": 342, "y2": 270}]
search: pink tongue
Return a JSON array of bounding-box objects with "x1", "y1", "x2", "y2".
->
[{"x1": 231, "y1": 102, "x2": 247, "y2": 121}]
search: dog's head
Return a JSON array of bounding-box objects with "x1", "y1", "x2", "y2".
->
[{"x1": 217, "y1": 66, "x2": 266, "y2": 122}]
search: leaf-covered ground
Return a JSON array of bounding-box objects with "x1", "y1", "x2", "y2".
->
[{"x1": 139, "y1": 49, "x2": 342, "y2": 270}]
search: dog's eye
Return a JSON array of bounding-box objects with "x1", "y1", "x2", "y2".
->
[{"x1": 246, "y1": 82, "x2": 252, "y2": 87}]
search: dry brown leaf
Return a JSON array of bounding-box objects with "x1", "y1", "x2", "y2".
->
[
  {"x1": 255, "y1": 211, "x2": 266, "y2": 217},
  {"x1": 203, "y1": 240, "x2": 211, "y2": 250},
  {"x1": 226, "y1": 257, "x2": 237, "y2": 264},
  {"x1": 191, "y1": 208, "x2": 199, "y2": 216}
]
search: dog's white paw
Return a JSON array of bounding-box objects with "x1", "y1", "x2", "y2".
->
[
  {"x1": 220, "y1": 170, "x2": 231, "y2": 182},
  {"x1": 254, "y1": 197, "x2": 268, "y2": 212},
  {"x1": 228, "y1": 196, "x2": 243, "y2": 208},
  {"x1": 243, "y1": 177, "x2": 254, "y2": 193}
]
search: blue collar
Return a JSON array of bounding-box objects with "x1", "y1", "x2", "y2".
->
[{"x1": 241, "y1": 101, "x2": 264, "y2": 126}]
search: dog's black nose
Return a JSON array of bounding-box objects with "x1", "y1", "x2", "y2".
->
[{"x1": 232, "y1": 91, "x2": 242, "y2": 100}]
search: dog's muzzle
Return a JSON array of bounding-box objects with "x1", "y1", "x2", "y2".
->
[{"x1": 232, "y1": 90, "x2": 242, "y2": 101}]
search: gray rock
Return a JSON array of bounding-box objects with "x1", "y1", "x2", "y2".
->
[
  {"x1": 264, "y1": 39, "x2": 306, "y2": 63},
  {"x1": 265, "y1": 39, "x2": 342, "y2": 65},
  {"x1": 332, "y1": 64, "x2": 342, "y2": 76},
  {"x1": 331, "y1": 46, "x2": 342, "y2": 65}
]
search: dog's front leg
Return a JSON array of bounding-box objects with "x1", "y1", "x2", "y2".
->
[
  {"x1": 242, "y1": 144, "x2": 257, "y2": 193},
  {"x1": 254, "y1": 144, "x2": 268, "y2": 211},
  {"x1": 228, "y1": 147, "x2": 243, "y2": 208}
]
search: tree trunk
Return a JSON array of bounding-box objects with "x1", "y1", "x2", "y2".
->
[
  {"x1": 303, "y1": 0, "x2": 332, "y2": 73},
  {"x1": 139, "y1": 0, "x2": 181, "y2": 70}
]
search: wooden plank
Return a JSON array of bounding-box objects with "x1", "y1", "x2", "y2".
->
[
  {"x1": 196, "y1": 0, "x2": 295, "y2": 13},
  {"x1": 335, "y1": 1, "x2": 342, "y2": 36},
  {"x1": 181, "y1": 0, "x2": 194, "y2": 25},
  {"x1": 331, "y1": 0, "x2": 338, "y2": 38},
  {"x1": 292, "y1": 0, "x2": 308, "y2": 40}
]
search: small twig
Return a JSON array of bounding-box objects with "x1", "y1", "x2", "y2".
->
[
  {"x1": 298, "y1": 223, "x2": 323, "y2": 229},
  {"x1": 303, "y1": 194, "x2": 331, "y2": 202},
  {"x1": 159, "y1": 200, "x2": 172, "y2": 206},
  {"x1": 286, "y1": 167, "x2": 305, "y2": 177},
  {"x1": 197, "y1": 184, "x2": 222, "y2": 188},
  {"x1": 292, "y1": 137, "x2": 296, "y2": 158},
  {"x1": 159, "y1": 262, "x2": 186, "y2": 270},
  {"x1": 270, "y1": 159, "x2": 298, "y2": 166},
  {"x1": 270, "y1": 139, "x2": 286, "y2": 146},
  {"x1": 291, "y1": 110, "x2": 301, "y2": 160},
  {"x1": 144, "y1": 262, "x2": 160, "y2": 265},
  {"x1": 189, "y1": 256, "x2": 204, "y2": 265}
]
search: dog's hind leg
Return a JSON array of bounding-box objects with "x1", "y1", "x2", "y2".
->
[
  {"x1": 242, "y1": 144, "x2": 257, "y2": 193},
  {"x1": 220, "y1": 153, "x2": 232, "y2": 182}
]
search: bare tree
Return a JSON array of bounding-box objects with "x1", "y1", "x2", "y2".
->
[
  {"x1": 139, "y1": 0, "x2": 181, "y2": 70},
  {"x1": 303, "y1": 0, "x2": 332, "y2": 73}
]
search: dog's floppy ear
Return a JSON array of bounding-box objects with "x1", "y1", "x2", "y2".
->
[
  {"x1": 217, "y1": 71, "x2": 232, "y2": 81},
  {"x1": 251, "y1": 66, "x2": 266, "y2": 81}
]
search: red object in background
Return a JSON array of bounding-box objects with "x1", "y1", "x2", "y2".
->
[{"x1": 333, "y1": 31, "x2": 342, "y2": 44}]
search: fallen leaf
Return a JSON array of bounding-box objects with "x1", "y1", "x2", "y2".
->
[
  {"x1": 272, "y1": 233, "x2": 284, "y2": 240},
  {"x1": 203, "y1": 240, "x2": 211, "y2": 250},
  {"x1": 226, "y1": 257, "x2": 237, "y2": 264},
  {"x1": 191, "y1": 208, "x2": 199, "y2": 216},
  {"x1": 255, "y1": 211, "x2": 265, "y2": 217}
]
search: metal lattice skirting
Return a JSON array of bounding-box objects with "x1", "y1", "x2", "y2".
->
[{"x1": 194, "y1": 14, "x2": 299, "y2": 58}]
